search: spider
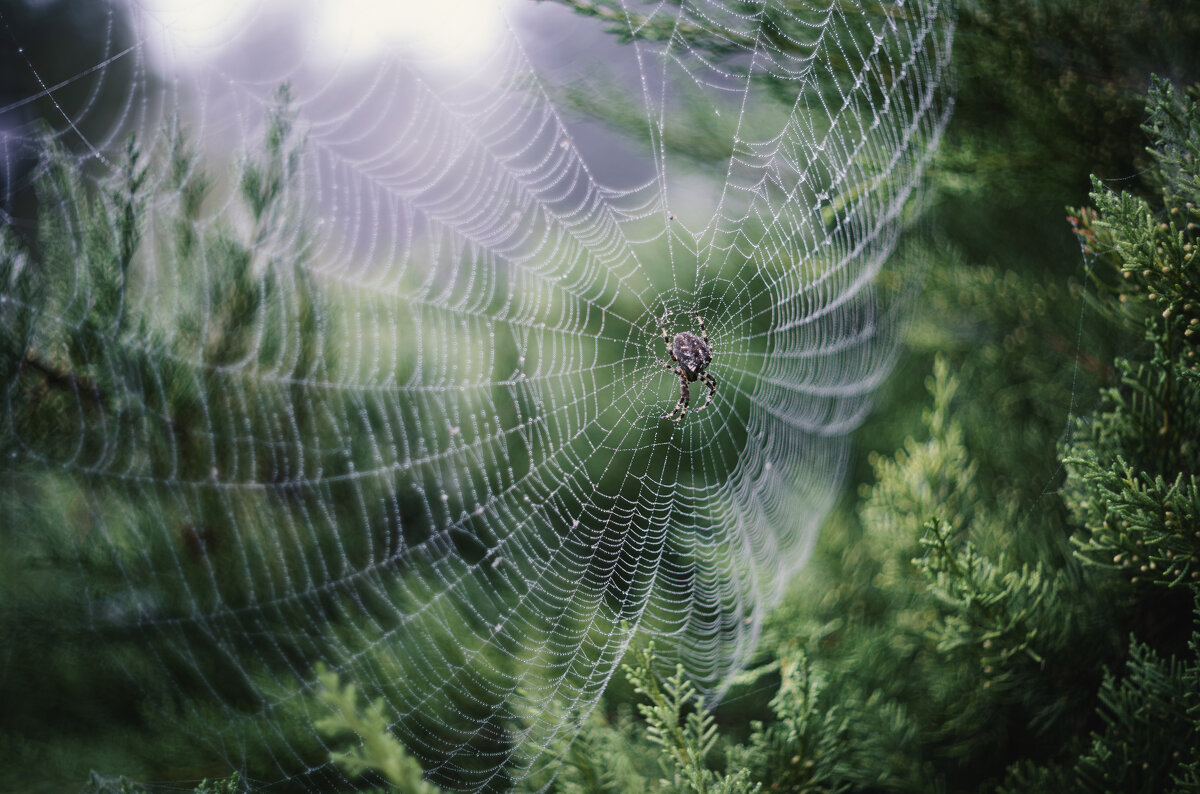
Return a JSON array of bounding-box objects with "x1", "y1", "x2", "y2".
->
[{"x1": 650, "y1": 310, "x2": 716, "y2": 422}]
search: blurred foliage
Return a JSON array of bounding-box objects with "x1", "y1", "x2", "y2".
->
[
  {"x1": 313, "y1": 665, "x2": 445, "y2": 794},
  {"x1": 1, "y1": 89, "x2": 535, "y2": 792},
  {"x1": 542, "y1": 642, "x2": 764, "y2": 794},
  {"x1": 0, "y1": 0, "x2": 140, "y2": 238},
  {"x1": 81, "y1": 771, "x2": 246, "y2": 794},
  {"x1": 616, "y1": 644, "x2": 758, "y2": 794},
  {"x1": 935, "y1": 0, "x2": 1200, "y2": 273},
  {"x1": 0, "y1": 89, "x2": 334, "y2": 791}
]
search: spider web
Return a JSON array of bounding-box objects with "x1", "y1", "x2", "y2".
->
[{"x1": 0, "y1": 0, "x2": 953, "y2": 789}]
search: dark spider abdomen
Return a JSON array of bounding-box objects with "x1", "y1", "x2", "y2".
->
[
  {"x1": 672, "y1": 331, "x2": 711, "y2": 380},
  {"x1": 652, "y1": 310, "x2": 715, "y2": 422}
]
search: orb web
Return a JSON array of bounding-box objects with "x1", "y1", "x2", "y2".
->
[{"x1": 0, "y1": 0, "x2": 954, "y2": 789}]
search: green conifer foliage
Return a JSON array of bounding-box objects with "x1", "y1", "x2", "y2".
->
[
  {"x1": 314, "y1": 664, "x2": 445, "y2": 794},
  {"x1": 568, "y1": 77, "x2": 1200, "y2": 794},
  {"x1": 0, "y1": 93, "x2": 340, "y2": 786},
  {"x1": 1066, "y1": 79, "x2": 1200, "y2": 597}
]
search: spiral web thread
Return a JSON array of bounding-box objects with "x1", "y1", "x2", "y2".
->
[{"x1": 0, "y1": 0, "x2": 953, "y2": 789}]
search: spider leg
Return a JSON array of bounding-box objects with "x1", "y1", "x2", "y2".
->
[
  {"x1": 665, "y1": 375, "x2": 690, "y2": 421},
  {"x1": 652, "y1": 353, "x2": 681, "y2": 378},
  {"x1": 693, "y1": 310, "x2": 709, "y2": 346},
  {"x1": 694, "y1": 371, "x2": 716, "y2": 413},
  {"x1": 647, "y1": 336, "x2": 681, "y2": 370},
  {"x1": 659, "y1": 314, "x2": 679, "y2": 360}
]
